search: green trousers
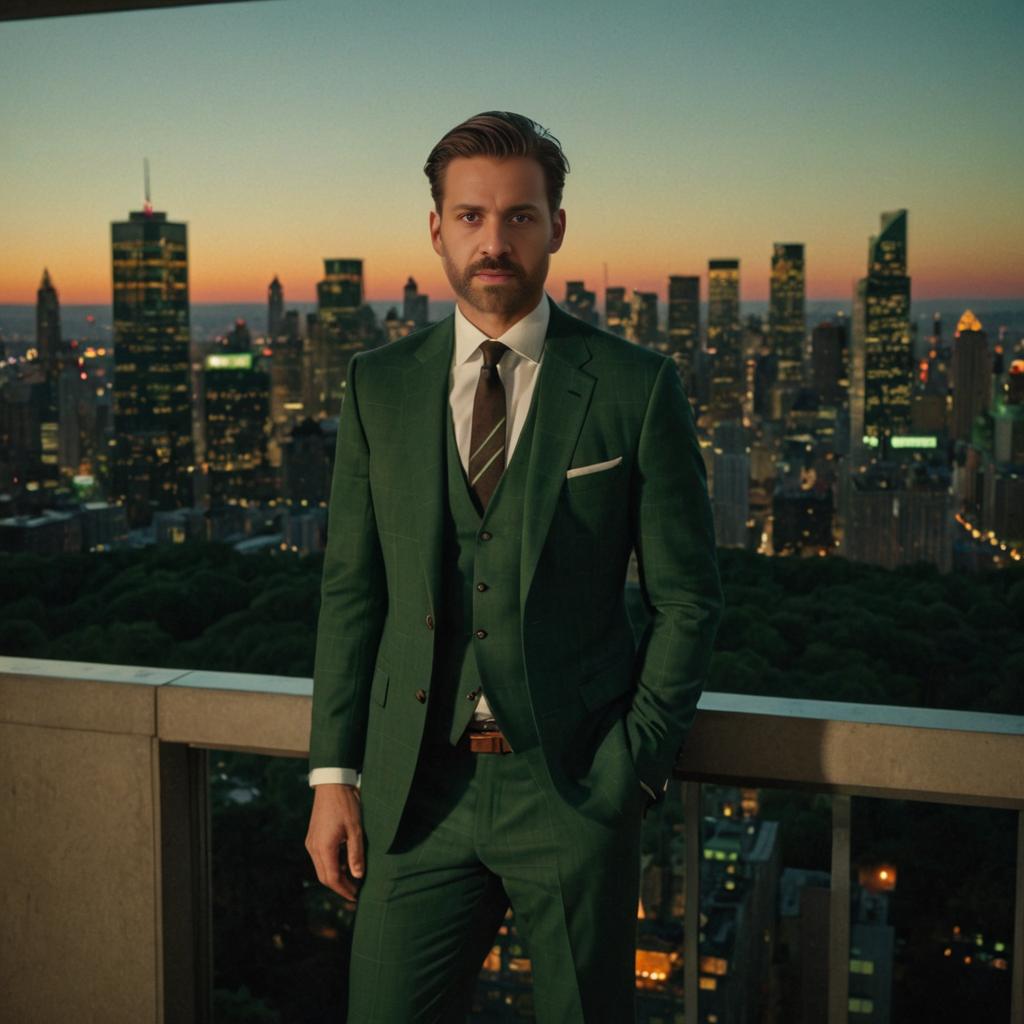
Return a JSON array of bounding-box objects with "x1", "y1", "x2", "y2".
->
[{"x1": 347, "y1": 721, "x2": 645, "y2": 1022}]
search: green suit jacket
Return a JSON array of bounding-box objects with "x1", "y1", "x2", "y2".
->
[{"x1": 309, "y1": 296, "x2": 723, "y2": 851}]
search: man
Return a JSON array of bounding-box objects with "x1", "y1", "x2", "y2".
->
[{"x1": 305, "y1": 111, "x2": 722, "y2": 1023}]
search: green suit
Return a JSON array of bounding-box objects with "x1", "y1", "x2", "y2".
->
[{"x1": 309, "y1": 296, "x2": 722, "y2": 1021}]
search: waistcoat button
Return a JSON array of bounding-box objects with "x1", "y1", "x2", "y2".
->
[
  {"x1": 476, "y1": 581, "x2": 488, "y2": 591},
  {"x1": 425, "y1": 613, "x2": 434, "y2": 630},
  {"x1": 479, "y1": 530, "x2": 492, "y2": 541},
  {"x1": 415, "y1": 688, "x2": 427, "y2": 703},
  {"x1": 474, "y1": 629, "x2": 487, "y2": 639}
]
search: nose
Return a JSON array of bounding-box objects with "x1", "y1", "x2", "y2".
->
[{"x1": 479, "y1": 220, "x2": 511, "y2": 259}]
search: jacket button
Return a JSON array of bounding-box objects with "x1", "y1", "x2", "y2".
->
[
  {"x1": 479, "y1": 530, "x2": 492, "y2": 541},
  {"x1": 415, "y1": 688, "x2": 427, "y2": 703},
  {"x1": 474, "y1": 628, "x2": 487, "y2": 639},
  {"x1": 476, "y1": 581, "x2": 488, "y2": 591},
  {"x1": 466, "y1": 689, "x2": 478, "y2": 700},
  {"x1": 425, "y1": 614, "x2": 434, "y2": 629}
]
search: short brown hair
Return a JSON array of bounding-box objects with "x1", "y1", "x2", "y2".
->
[{"x1": 424, "y1": 111, "x2": 570, "y2": 216}]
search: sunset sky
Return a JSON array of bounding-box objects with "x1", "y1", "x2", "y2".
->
[{"x1": 1, "y1": 0, "x2": 1021, "y2": 306}]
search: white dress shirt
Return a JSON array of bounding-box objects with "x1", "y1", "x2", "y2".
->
[{"x1": 308, "y1": 292, "x2": 550, "y2": 787}]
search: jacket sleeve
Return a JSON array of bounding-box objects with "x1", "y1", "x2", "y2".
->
[
  {"x1": 625, "y1": 355, "x2": 723, "y2": 807},
  {"x1": 308, "y1": 351, "x2": 388, "y2": 772}
]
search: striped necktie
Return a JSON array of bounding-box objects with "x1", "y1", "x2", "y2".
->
[{"x1": 468, "y1": 339, "x2": 509, "y2": 513}]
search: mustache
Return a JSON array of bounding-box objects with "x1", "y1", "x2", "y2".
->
[{"x1": 470, "y1": 259, "x2": 522, "y2": 276}]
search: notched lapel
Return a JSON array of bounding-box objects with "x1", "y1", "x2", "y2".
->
[
  {"x1": 519, "y1": 304, "x2": 595, "y2": 613},
  {"x1": 402, "y1": 316, "x2": 454, "y2": 618}
]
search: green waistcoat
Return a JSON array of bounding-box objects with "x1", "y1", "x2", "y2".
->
[{"x1": 424, "y1": 390, "x2": 541, "y2": 752}]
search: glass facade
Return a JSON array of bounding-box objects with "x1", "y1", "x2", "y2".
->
[
  {"x1": 851, "y1": 211, "x2": 912, "y2": 457},
  {"x1": 769, "y1": 243, "x2": 805, "y2": 385},
  {"x1": 110, "y1": 208, "x2": 194, "y2": 527}
]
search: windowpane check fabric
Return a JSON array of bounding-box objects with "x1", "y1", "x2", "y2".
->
[{"x1": 468, "y1": 340, "x2": 509, "y2": 513}]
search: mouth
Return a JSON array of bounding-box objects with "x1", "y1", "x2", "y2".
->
[{"x1": 475, "y1": 271, "x2": 517, "y2": 283}]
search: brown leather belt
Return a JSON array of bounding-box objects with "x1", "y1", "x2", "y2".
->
[{"x1": 464, "y1": 728, "x2": 514, "y2": 754}]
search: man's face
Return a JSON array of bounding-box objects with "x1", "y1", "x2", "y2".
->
[{"x1": 429, "y1": 155, "x2": 566, "y2": 321}]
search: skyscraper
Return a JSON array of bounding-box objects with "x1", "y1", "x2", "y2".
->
[
  {"x1": 312, "y1": 259, "x2": 364, "y2": 417},
  {"x1": 628, "y1": 290, "x2": 659, "y2": 345},
  {"x1": 403, "y1": 276, "x2": 429, "y2": 327},
  {"x1": 268, "y1": 276, "x2": 284, "y2": 340},
  {"x1": 605, "y1": 286, "x2": 629, "y2": 337},
  {"x1": 565, "y1": 281, "x2": 598, "y2": 326},
  {"x1": 950, "y1": 310, "x2": 990, "y2": 442},
  {"x1": 708, "y1": 259, "x2": 743, "y2": 421},
  {"x1": 110, "y1": 202, "x2": 194, "y2": 527},
  {"x1": 36, "y1": 268, "x2": 62, "y2": 374},
  {"x1": 318, "y1": 258, "x2": 364, "y2": 337},
  {"x1": 203, "y1": 351, "x2": 272, "y2": 505},
  {"x1": 769, "y1": 243, "x2": 805, "y2": 384},
  {"x1": 850, "y1": 210, "x2": 912, "y2": 458},
  {"x1": 667, "y1": 275, "x2": 700, "y2": 388}
]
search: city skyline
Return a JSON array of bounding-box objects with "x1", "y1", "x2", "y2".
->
[{"x1": 1, "y1": 0, "x2": 1022, "y2": 306}]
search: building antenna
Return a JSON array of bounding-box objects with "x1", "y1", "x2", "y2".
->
[{"x1": 143, "y1": 157, "x2": 153, "y2": 217}]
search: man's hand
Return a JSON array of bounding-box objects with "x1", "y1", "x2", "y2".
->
[{"x1": 305, "y1": 783, "x2": 365, "y2": 901}]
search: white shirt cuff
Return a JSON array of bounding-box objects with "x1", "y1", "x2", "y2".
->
[{"x1": 308, "y1": 767, "x2": 361, "y2": 787}]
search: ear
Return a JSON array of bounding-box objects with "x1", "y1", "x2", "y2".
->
[
  {"x1": 548, "y1": 208, "x2": 566, "y2": 255},
  {"x1": 429, "y1": 209, "x2": 442, "y2": 255}
]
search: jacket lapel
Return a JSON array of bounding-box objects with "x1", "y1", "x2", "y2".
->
[
  {"x1": 404, "y1": 315, "x2": 454, "y2": 620},
  {"x1": 519, "y1": 300, "x2": 594, "y2": 613},
  {"x1": 401, "y1": 299, "x2": 596, "y2": 621}
]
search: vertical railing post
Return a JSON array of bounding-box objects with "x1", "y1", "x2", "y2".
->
[
  {"x1": 1012, "y1": 809, "x2": 1023, "y2": 1023},
  {"x1": 829, "y1": 794, "x2": 851, "y2": 1023},
  {"x1": 684, "y1": 780, "x2": 701, "y2": 1021},
  {"x1": 157, "y1": 742, "x2": 212, "y2": 1024}
]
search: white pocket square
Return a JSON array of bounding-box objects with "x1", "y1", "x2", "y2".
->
[{"x1": 565, "y1": 455, "x2": 623, "y2": 479}]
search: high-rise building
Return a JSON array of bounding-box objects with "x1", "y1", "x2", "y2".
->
[
  {"x1": 33, "y1": 268, "x2": 62, "y2": 494},
  {"x1": 222, "y1": 318, "x2": 252, "y2": 354},
  {"x1": 318, "y1": 259, "x2": 363, "y2": 328},
  {"x1": 36, "y1": 268, "x2": 62, "y2": 373},
  {"x1": 708, "y1": 259, "x2": 743, "y2": 421},
  {"x1": 628, "y1": 290, "x2": 659, "y2": 345},
  {"x1": 268, "y1": 276, "x2": 284, "y2": 340},
  {"x1": 950, "y1": 309, "x2": 990, "y2": 442},
  {"x1": 565, "y1": 281, "x2": 598, "y2": 326},
  {"x1": 667, "y1": 275, "x2": 700, "y2": 381},
  {"x1": 403, "y1": 276, "x2": 429, "y2": 328},
  {"x1": 315, "y1": 259, "x2": 366, "y2": 418},
  {"x1": 110, "y1": 203, "x2": 194, "y2": 527},
  {"x1": 811, "y1": 321, "x2": 846, "y2": 404},
  {"x1": 850, "y1": 210, "x2": 912, "y2": 459},
  {"x1": 203, "y1": 351, "x2": 272, "y2": 505},
  {"x1": 769, "y1": 244, "x2": 805, "y2": 384},
  {"x1": 605, "y1": 286, "x2": 628, "y2": 336}
]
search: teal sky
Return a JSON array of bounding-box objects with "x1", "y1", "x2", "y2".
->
[{"x1": 1, "y1": 0, "x2": 1021, "y2": 304}]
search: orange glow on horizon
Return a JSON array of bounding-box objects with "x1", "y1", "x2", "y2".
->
[{"x1": 4, "y1": 264, "x2": 1023, "y2": 307}]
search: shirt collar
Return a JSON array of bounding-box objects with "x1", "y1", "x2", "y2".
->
[{"x1": 453, "y1": 291, "x2": 550, "y2": 367}]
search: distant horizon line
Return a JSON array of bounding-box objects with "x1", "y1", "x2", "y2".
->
[{"x1": 4, "y1": 295, "x2": 1024, "y2": 309}]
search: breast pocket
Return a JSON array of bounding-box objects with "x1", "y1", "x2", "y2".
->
[{"x1": 564, "y1": 456, "x2": 624, "y2": 495}]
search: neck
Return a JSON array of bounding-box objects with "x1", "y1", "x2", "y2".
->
[{"x1": 457, "y1": 291, "x2": 545, "y2": 339}]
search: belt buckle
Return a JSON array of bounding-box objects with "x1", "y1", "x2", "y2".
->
[{"x1": 466, "y1": 730, "x2": 513, "y2": 754}]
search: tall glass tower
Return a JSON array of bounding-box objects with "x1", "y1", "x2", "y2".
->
[
  {"x1": 708, "y1": 259, "x2": 743, "y2": 421},
  {"x1": 850, "y1": 210, "x2": 912, "y2": 458},
  {"x1": 110, "y1": 199, "x2": 194, "y2": 527},
  {"x1": 667, "y1": 274, "x2": 700, "y2": 389},
  {"x1": 769, "y1": 243, "x2": 805, "y2": 384}
]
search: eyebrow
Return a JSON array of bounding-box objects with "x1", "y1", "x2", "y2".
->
[{"x1": 450, "y1": 203, "x2": 542, "y2": 214}]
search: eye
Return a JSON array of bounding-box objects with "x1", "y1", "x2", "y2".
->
[
  {"x1": 460, "y1": 212, "x2": 479, "y2": 223},
  {"x1": 511, "y1": 213, "x2": 532, "y2": 223}
]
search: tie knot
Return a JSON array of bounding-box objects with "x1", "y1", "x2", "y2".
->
[{"x1": 479, "y1": 339, "x2": 508, "y2": 370}]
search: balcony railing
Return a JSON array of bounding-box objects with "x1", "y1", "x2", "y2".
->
[{"x1": 1, "y1": 654, "x2": 1021, "y2": 1023}]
